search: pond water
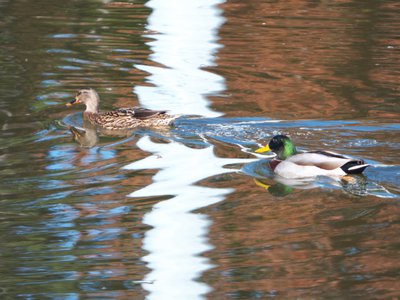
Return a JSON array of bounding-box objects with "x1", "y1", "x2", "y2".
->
[{"x1": 0, "y1": 0, "x2": 399, "y2": 299}]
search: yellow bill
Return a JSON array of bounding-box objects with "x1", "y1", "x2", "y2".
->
[
  {"x1": 66, "y1": 97, "x2": 81, "y2": 107},
  {"x1": 254, "y1": 179, "x2": 270, "y2": 190},
  {"x1": 255, "y1": 144, "x2": 271, "y2": 153}
]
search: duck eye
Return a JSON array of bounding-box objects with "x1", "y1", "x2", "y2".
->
[{"x1": 77, "y1": 91, "x2": 82, "y2": 96}]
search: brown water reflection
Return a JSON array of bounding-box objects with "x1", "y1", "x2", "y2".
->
[
  {"x1": 212, "y1": 0, "x2": 400, "y2": 121},
  {"x1": 202, "y1": 173, "x2": 400, "y2": 298}
]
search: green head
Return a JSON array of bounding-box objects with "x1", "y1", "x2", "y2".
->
[{"x1": 256, "y1": 135, "x2": 297, "y2": 160}]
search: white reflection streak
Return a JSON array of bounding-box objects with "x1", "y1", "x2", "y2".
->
[
  {"x1": 130, "y1": 0, "x2": 229, "y2": 298},
  {"x1": 125, "y1": 137, "x2": 254, "y2": 299},
  {"x1": 134, "y1": 0, "x2": 225, "y2": 117}
]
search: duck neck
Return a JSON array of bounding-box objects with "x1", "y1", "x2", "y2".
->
[
  {"x1": 85, "y1": 96, "x2": 99, "y2": 113},
  {"x1": 85, "y1": 103, "x2": 99, "y2": 113},
  {"x1": 278, "y1": 142, "x2": 297, "y2": 160}
]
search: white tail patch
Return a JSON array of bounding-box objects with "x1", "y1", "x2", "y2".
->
[{"x1": 348, "y1": 164, "x2": 369, "y2": 171}]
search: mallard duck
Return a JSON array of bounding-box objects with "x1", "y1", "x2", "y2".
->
[
  {"x1": 256, "y1": 135, "x2": 369, "y2": 179},
  {"x1": 66, "y1": 88, "x2": 178, "y2": 130}
]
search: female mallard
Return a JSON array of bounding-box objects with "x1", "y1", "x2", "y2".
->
[
  {"x1": 67, "y1": 88, "x2": 177, "y2": 130},
  {"x1": 256, "y1": 135, "x2": 369, "y2": 179}
]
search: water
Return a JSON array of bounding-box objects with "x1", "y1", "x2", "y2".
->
[{"x1": 0, "y1": 0, "x2": 399, "y2": 299}]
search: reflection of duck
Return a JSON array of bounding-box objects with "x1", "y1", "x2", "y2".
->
[
  {"x1": 67, "y1": 88, "x2": 178, "y2": 130},
  {"x1": 254, "y1": 179, "x2": 294, "y2": 197},
  {"x1": 254, "y1": 175, "x2": 373, "y2": 197},
  {"x1": 68, "y1": 115, "x2": 143, "y2": 148},
  {"x1": 68, "y1": 125, "x2": 98, "y2": 148},
  {"x1": 256, "y1": 135, "x2": 369, "y2": 179}
]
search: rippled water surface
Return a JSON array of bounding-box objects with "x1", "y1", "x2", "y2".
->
[{"x1": 1, "y1": 0, "x2": 399, "y2": 299}]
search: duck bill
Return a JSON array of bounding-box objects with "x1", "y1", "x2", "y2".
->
[
  {"x1": 255, "y1": 144, "x2": 271, "y2": 153},
  {"x1": 68, "y1": 126, "x2": 85, "y2": 138},
  {"x1": 254, "y1": 179, "x2": 270, "y2": 190},
  {"x1": 66, "y1": 98, "x2": 81, "y2": 107}
]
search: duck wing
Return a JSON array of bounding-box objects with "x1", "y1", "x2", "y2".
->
[
  {"x1": 308, "y1": 151, "x2": 369, "y2": 173},
  {"x1": 87, "y1": 107, "x2": 170, "y2": 130},
  {"x1": 112, "y1": 107, "x2": 167, "y2": 120},
  {"x1": 287, "y1": 151, "x2": 357, "y2": 170},
  {"x1": 288, "y1": 151, "x2": 369, "y2": 174}
]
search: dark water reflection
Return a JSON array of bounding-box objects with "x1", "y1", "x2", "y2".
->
[{"x1": 0, "y1": 0, "x2": 399, "y2": 299}]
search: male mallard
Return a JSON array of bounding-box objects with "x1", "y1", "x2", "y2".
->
[
  {"x1": 256, "y1": 135, "x2": 369, "y2": 179},
  {"x1": 66, "y1": 88, "x2": 178, "y2": 130}
]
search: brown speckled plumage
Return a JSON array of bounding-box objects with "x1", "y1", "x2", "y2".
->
[{"x1": 67, "y1": 88, "x2": 177, "y2": 130}]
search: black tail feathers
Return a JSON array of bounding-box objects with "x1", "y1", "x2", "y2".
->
[{"x1": 341, "y1": 160, "x2": 369, "y2": 174}]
